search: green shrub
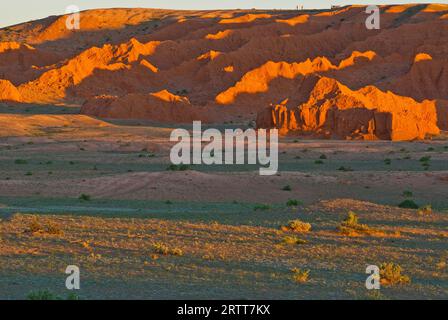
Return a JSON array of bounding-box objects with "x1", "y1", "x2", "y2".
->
[
  {"x1": 282, "y1": 219, "x2": 312, "y2": 233},
  {"x1": 319, "y1": 154, "x2": 327, "y2": 160},
  {"x1": 27, "y1": 290, "x2": 61, "y2": 300},
  {"x1": 398, "y1": 200, "x2": 419, "y2": 209},
  {"x1": 286, "y1": 199, "x2": 302, "y2": 207},
  {"x1": 402, "y1": 190, "x2": 413, "y2": 198},
  {"x1": 15, "y1": 159, "x2": 28, "y2": 165},
  {"x1": 314, "y1": 160, "x2": 324, "y2": 165},
  {"x1": 282, "y1": 185, "x2": 292, "y2": 191},
  {"x1": 167, "y1": 164, "x2": 191, "y2": 171},
  {"x1": 254, "y1": 204, "x2": 271, "y2": 211},
  {"x1": 79, "y1": 194, "x2": 91, "y2": 201}
]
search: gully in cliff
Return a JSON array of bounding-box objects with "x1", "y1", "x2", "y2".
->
[{"x1": 170, "y1": 121, "x2": 278, "y2": 176}]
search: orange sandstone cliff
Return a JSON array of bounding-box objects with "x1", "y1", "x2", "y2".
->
[
  {"x1": 256, "y1": 77, "x2": 440, "y2": 140},
  {"x1": 0, "y1": 5, "x2": 447, "y2": 140}
]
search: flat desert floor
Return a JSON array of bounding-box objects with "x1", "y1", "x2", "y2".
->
[{"x1": 0, "y1": 108, "x2": 447, "y2": 300}]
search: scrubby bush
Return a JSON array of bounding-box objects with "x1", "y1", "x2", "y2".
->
[
  {"x1": 152, "y1": 242, "x2": 184, "y2": 256},
  {"x1": 398, "y1": 200, "x2": 419, "y2": 209},
  {"x1": 282, "y1": 236, "x2": 307, "y2": 245},
  {"x1": 167, "y1": 164, "x2": 191, "y2": 171},
  {"x1": 338, "y1": 166, "x2": 354, "y2": 172},
  {"x1": 282, "y1": 219, "x2": 312, "y2": 233},
  {"x1": 286, "y1": 199, "x2": 302, "y2": 207},
  {"x1": 402, "y1": 190, "x2": 413, "y2": 198},
  {"x1": 380, "y1": 262, "x2": 410, "y2": 285},
  {"x1": 27, "y1": 290, "x2": 61, "y2": 300},
  {"x1": 254, "y1": 204, "x2": 271, "y2": 211},
  {"x1": 291, "y1": 268, "x2": 310, "y2": 283},
  {"x1": 418, "y1": 205, "x2": 432, "y2": 216},
  {"x1": 14, "y1": 159, "x2": 28, "y2": 164},
  {"x1": 79, "y1": 194, "x2": 91, "y2": 201},
  {"x1": 338, "y1": 211, "x2": 371, "y2": 235}
]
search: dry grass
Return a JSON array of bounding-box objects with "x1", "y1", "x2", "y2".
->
[
  {"x1": 380, "y1": 262, "x2": 411, "y2": 286},
  {"x1": 291, "y1": 268, "x2": 310, "y2": 283},
  {"x1": 281, "y1": 220, "x2": 312, "y2": 233},
  {"x1": 152, "y1": 242, "x2": 184, "y2": 256}
]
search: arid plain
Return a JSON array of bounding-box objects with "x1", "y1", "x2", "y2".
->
[{"x1": 0, "y1": 4, "x2": 447, "y2": 299}]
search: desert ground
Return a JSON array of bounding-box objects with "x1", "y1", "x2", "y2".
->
[
  {"x1": 0, "y1": 4, "x2": 447, "y2": 300},
  {"x1": 0, "y1": 106, "x2": 447, "y2": 299}
]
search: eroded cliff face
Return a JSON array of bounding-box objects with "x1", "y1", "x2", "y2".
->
[
  {"x1": 0, "y1": 4, "x2": 447, "y2": 140},
  {"x1": 256, "y1": 77, "x2": 440, "y2": 141},
  {"x1": 0, "y1": 79, "x2": 21, "y2": 102},
  {"x1": 81, "y1": 90, "x2": 208, "y2": 123}
]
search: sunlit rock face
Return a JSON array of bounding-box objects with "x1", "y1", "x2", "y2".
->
[{"x1": 0, "y1": 5, "x2": 447, "y2": 140}]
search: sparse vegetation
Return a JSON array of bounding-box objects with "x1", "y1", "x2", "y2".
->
[
  {"x1": 282, "y1": 235, "x2": 307, "y2": 245},
  {"x1": 338, "y1": 211, "x2": 372, "y2": 236},
  {"x1": 25, "y1": 218, "x2": 63, "y2": 236},
  {"x1": 338, "y1": 166, "x2": 354, "y2": 172},
  {"x1": 152, "y1": 242, "x2": 184, "y2": 256},
  {"x1": 380, "y1": 262, "x2": 410, "y2": 285},
  {"x1": 282, "y1": 219, "x2": 312, "y2": 233},
  {"x1": 402, "y1": 190, "x2": 413, "y2": 198},
  {"x1": 418, "y1": 204, "x2": 432, "y2": 216},
  {"x1": 419, "y1": 156, "x2": 431, "y2": 162},
  {"x1": 398, "y1": 199, "x2": 419, "y2": 209},
  {"x1": 27, "y1": 290, "x2": 61, "y2": 300},
  {"x1": 291, "y1": 268, "x2": 310, "y2": 283},
  {"x1": 254, "y1": 204, "x2": 271, "y2": 211},
  {"x1": 79, "y1": 194, "x2": 92, "y2": 201},
  {"x1": 167, "y1": 164, "x2": 191, "y2": 171},
  {"x1": 27, "y1": 290, "x2": 79, "y2": 300},
  {"x1": 286, "y1": 199, "x2": 302, "y2": 207},
  {"x1": 138, "y1": 153, "x2": 155, "y2": 158}
]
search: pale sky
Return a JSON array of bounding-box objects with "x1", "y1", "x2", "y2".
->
[{"x1": 0, "y1": 1, "x2": 444, "y2": 28}]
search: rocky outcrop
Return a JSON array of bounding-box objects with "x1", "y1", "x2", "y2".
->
[
  {"x1": 0, "y1": 79, "x2": 21, "y2": 101},
  {"x1": 256, "y1": 77, "x2": 440, "y2": 141},
  {"x1": 0, "y1": 5, "x2": 447, "y2": 140},
  {"x1": 81, "y1": 90, "x2": 206, "y2": 123}
]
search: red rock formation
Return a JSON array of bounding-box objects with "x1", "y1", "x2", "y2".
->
[
  {"x1": 257, "y1": 77, "x2": 440, "y2": 141},
  {"x1": 0, "y1": 79, "x2": 21, "y2": 101},
  {"x1": 81, "y1": 90, "x2": 207, "y2": 123},
  {"x1": 0, "y1": 5, "x2": 446, "y2": 140}
]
